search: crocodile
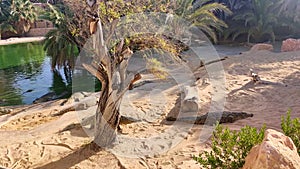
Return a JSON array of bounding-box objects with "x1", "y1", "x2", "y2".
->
[{"x1": 166, "y1": 111, "x2": 253, "y2": 125}]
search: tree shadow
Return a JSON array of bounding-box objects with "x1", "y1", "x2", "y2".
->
[{"x1": 34, "y1": 142, "x2": 101, "y2": 169}]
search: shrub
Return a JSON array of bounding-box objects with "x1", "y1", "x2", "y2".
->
[
  {"x1": 281, "y1": 110, "x2": 300, "y2": 155},
  {"x1": 193, "y1": 123, "x2": 265, "y2": 169}
]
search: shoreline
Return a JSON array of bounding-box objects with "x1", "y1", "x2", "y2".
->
[{"x1": 0, "y1": 36, "x2": 45, "y2": 46}]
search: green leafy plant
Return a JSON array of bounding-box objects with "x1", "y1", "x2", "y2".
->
[
  {"x1": 193, "y1": 123, "x2": 266, "y2": 169},
  {"x1": 281, "y1": 110, "x2": 300, "y2": 155}
]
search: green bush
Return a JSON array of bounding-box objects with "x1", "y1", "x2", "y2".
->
[
  {"x1": 281, "y1": 110, "x2": 300, "y2": 155},
  {"x1": 193, "y1": 123, "x2": 265, "y2": 169}
]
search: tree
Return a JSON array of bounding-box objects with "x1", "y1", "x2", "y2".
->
[
  {"x1": 82, "y1": 0, "x2": 177, "y2": 147},
  {"x1": 60, "y1": 0, "x2": 230, "y2": 147},
  {"x1": 209, "y1": 0, "x2": 251, "y2": 12},
  {"x1": 175, "y1": 0, "x2": 232, "y2": 42},
  {"x1": 10, "y1": 0, "x2": 37, "y2": 36},
  {"x1": 42, "y1": 4, "x2": 78, "y2": 70},
  {"x1": 224, "y1": 0, "x2": 282, "y2": 42},
  {"x1": 42, "y1": 0, "x2": 230, "y2": 147},
  {"x1": 277, "y1": 0, "x2": 300, "y2": 38},
  {"x1": 279, "y1": 0, "x2": 300, "y2": 23}
]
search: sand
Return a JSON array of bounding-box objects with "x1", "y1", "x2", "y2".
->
[{"x1": 0, "y1": 50, "x2": 299, "y2": 169}]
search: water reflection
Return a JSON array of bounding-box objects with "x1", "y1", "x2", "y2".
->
[
  {"x1": 0, "y1": 43, "x2": 46, "y2": 106},
  {"x1": 51, "y1": 69, "x2": 69, "y2": 95}
]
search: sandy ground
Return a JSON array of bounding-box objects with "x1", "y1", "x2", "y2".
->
[
  {"x1": 0, "y1": 50, "x2": 299, "y2": 169},
  {"x1": 0, "y1": 37, "x2": 45, "y2": 46}
]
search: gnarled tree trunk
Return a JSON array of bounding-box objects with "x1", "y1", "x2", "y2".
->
[{"x1": 83, "y1": 18, "x2": 136, "y2": 147}]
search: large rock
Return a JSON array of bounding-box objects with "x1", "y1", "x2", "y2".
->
[
  {"x1": 250, "y1": 43, "x2": 273, "y2": 52},
  {"x1": 281, "y1": 38, "x2": 300, "y2": 52},
  {"x1": 243, "y1": 129, "x2": 300, "y2": 169}
]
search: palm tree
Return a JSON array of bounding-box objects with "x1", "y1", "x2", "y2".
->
[
  {"x1": 276, "y1": 0, "x2": 300, "y2": 38},
  {"x1": 209, "y1": 0, "x2": 251, "y2": 12},
  {"x1": 225, "y1": 0, "x2": 281, "y2": 42},
  {"x1": 279, "y1": 0, "x2": 300, "y2": 22},
  {"x1": 10, "y1": 0, "x2": 37, "y2": 36},
  {"x1": 175, "y1": 0, "x2": 232, "y2": 42},
  {"x1": 42, "y1": 4, "x2": 79, "y2": 75}
]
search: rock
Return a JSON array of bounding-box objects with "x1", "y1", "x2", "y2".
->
[
  {"x1": 0, "y1": 107, "x2": 12, "y2": 115},
  {"x1": 250, "y1": 43, "x2": 273, "y2": 52},
  {"x1": 70, "y1": 92, "x2": 90, "y2": 101},
  {"x1": 62, "y1": 92, "x2": 91, "y2": 105},
  {"x1": 166, "y1": 86, "x2": 200, "y2": 121},
  {"x1": 281, "y1": 38, "x2": 300, "y2": 52},
  {"x1": 181, "y1": 86, "x2": 199, "y2": 113},
  {"x1": 243, "y1": 129, "x2": 300, "y2": 169},
  {"x1": 52, "y1": 94, "x2": 98, "y2": 117}
]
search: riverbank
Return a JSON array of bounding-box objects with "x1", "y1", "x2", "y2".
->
[
  {"x1": 0, "y1": 37, "x2": 45, "y2": 46},
  {"x1": 0, "y1": 50, "x2": 299, "y2": 168}
]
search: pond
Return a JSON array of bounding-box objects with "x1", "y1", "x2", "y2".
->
[{"x1": 0, "y1": 42, "x2": 100, "y2": 106}]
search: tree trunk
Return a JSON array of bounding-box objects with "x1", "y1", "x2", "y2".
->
[
  {"x1": 83, "y1": 18, "x2": 134, "y2": 147},
  {"x1": 93, "y1": 88, "x2": 121, "y2": 147}
]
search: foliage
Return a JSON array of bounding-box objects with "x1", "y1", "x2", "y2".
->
[
  {"x1": 275, "y1": 0, "x2": 300, "y2": 38},
  {"x1": 223, "y1": 0, "x2": 282, "y2": 42},
  {"x1": 0, "y1": 0, "x2": 15, "y2": 39},
  {"x1": 42, "y1": 4, "x2": 78, "y2": 70},
  {"x1": 193, "y1": 123, "x2": 266, "y2": 169},
  {"x1": 0, "y1": 0, "x2": 11, "y2": 21},
  {"x1": 146, "y1": 57, "x2": 168, "y2": 79},
  {"x1": 211, "y1": 0, "x2": 251, "y2": 13},
  {"x1": 279, "y1": 0, "x2": 300, "y2": 23},
  {"x1": 175, "y1": 0, "x2": 232, "y2": 42},
  {"x1": 281, "y1": 110, "x2": 300, "y2": 155},
  {"x1": 10, "y1": 0, "x2": 38, "y2": 35}
]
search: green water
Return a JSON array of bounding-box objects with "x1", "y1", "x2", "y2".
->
[{"x1": 0, "y1": 42, "x2": 100, "y2": 106}]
